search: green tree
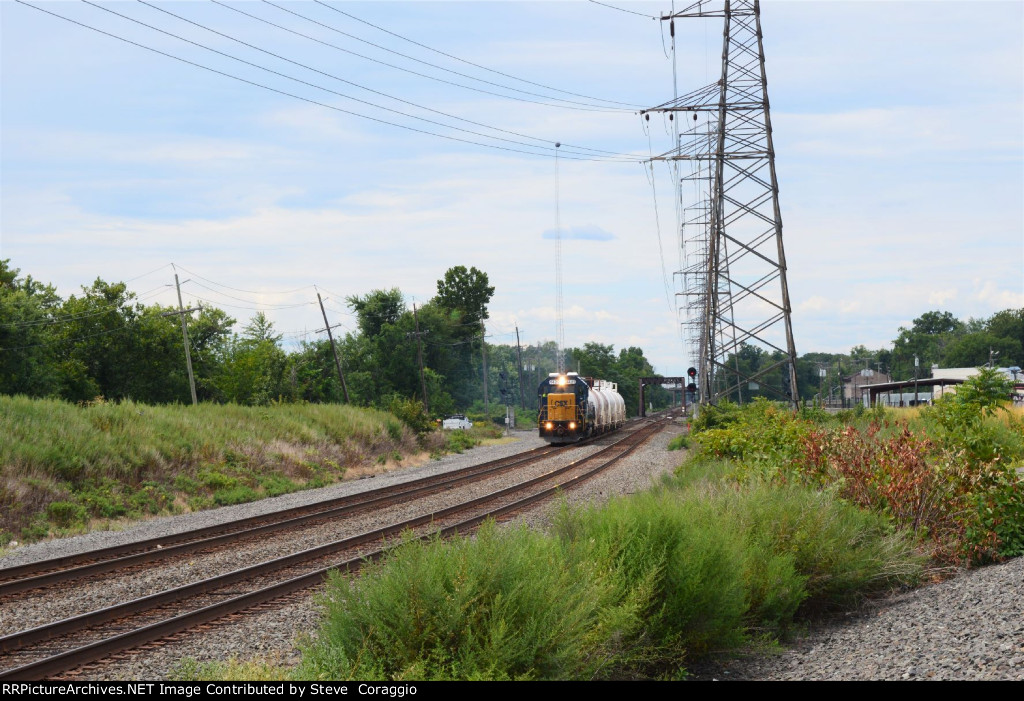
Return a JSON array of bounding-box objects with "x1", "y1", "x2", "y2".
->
[
  {"x1": 0, "y1": 260, "x2": 62, "y2": 397},
  {"x1": 568, "y1": 342, "x2": 616, "y2": 381},
  {"x1": 435, "y1": 266, "x2": 495, "y2": 325},
  {"x1": 984, "y1": 309, "x2": 1024, "y2": 366},
  {"x1": 892, "y1": 310, "x2": 966, "y2": 378},
  {"x1": 433, "y1": 268, "x2": 494, "y2": 410},
  {"x1": 951, "y1": 366, "x2": 1014, "y2": 415},
  {"x1": 188, "y1": 306, "x2": 236, "y2": 401},
  {"x1": 215, "y1": 312, "x2": 289, "y2": 405},
  {"x1": 943, "y1": 332, "x2": 1022, "y2": 369},
  {"x1": 346, "y1": 288, "x2": 405, "y2": 338},
  {"x1": 49, "y1": 278, "x2": 145, "y2": 402}
]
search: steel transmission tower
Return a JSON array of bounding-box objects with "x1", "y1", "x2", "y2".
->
[{"x1": 646, "y1": 0, "x2": 799, "y2": 408}]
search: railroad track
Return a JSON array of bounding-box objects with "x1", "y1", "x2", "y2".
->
[
  {"x1": 0, "y1": 442, "x2": 581, "y2": 596},
  {"x1": 0, "y1": 417, "x2": 669, "y2": 680}
]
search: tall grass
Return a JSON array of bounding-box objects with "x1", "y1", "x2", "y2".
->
[
  {"x1": 556, "y1": 473, "x2": 921, "y2": 665},
  {"x1": 0, "y1": 395, "x2": 415, "y2": 543},
  {"x1": 285, "y1": 469, "x2": 921, "y2": 681},
  {"x1": 297, "y1": 524, "x2": 630, "y2": 681}
]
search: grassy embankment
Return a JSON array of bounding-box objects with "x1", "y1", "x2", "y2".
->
[
  {"x1": 179, "y1": 382, "x2": 1023, "y2": 681},
  {"x1": 0, "y1": 396, "x2": 433, "y2": 546}
]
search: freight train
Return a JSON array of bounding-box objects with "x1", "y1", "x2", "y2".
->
[{"x1": 538, "y1": 371, "x2": 625, "y2": 444}]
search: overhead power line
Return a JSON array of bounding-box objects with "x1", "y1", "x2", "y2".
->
[
  {"x1": 172, "y1": 264, "x2": 315, "y2": 296},
  {"x1": 182, "y1": 280, "x2": 315, "y2": 309},
  {"x1": 17, "y1": 1, "x2": 636, "y2": 163},
  {"x1": 587, "y1": 1, "x2": 659, "y2": 20},
  {"x1": 132, "y1": 0, "x2": 637, "y2": 159},
  {"x1": 313, "y1": 0, "x2": 644, "y2": 108},
  {"x1": 257, "y1": 0, "x2": 639, "y2": 112},
  {"x1": 185, "y1": 293, "x2": 314, "y2": 313}
]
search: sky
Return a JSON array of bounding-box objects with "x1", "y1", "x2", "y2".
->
[{"x1": 2, "y1": 0, "x2": 1022, "y2": 377}]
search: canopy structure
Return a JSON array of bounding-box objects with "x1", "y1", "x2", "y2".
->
[{"x1": 858, "y1": 378, "x2": 964, "y2": 406}]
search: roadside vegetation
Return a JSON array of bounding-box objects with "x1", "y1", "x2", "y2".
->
[
  {"x1": 692, "y1": 368, "x2": 1024, "y2": 563},
  {"x1": 0, "y1": 396, "x2": 417, "y2": 546},
  {"x1": 0, "y1": 395, "x2": 523, "y2": 547},
  {"x1": 179, "y1": 471, "x2": 921, "y2": 682},
  {"x1": 178, "y1": 368, "x2": 1021, "y2": 681}
]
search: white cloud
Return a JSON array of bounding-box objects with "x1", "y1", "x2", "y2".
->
[{"x1": 928, "y1": 288, "x2": 959, "y2": 306}]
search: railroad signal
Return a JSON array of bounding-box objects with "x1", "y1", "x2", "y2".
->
[{"x1": 687, "y1": 366, "x2": 697, "y2": 379}]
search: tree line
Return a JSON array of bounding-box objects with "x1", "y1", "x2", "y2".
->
[
  {"x1": 0, "y1": 260, "x2": 671, "y2": 418},
  {"x1": 718, "y1": 308, "x2": 1024, "y2": 403}
]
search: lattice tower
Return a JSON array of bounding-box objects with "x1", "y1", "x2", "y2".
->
[{"x1": 647, "y1": 0, "x2": 799, "y2": 407}]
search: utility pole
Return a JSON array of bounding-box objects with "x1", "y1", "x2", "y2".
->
[
  {"x1": 172, "y1": 273, "x2": 198, "y2": 406},
  {"x1": 316, "y1": 290, "x2": 350, "y2": 403},
  {"x1": 914, "y1": 354, "x2": 919, "y2": 407},
  {"x1": 515, "y1": 325, "x2": 526, "y2": 410},
  {"x1": 413, "y1": 303, "x2": 429, "y2": 412},
  {"x1": 481, "y1": 321, "x2": 489, "y2": 417}
]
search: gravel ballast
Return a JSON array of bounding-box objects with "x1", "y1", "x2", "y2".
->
[
  {"x1": 6, "y1": 419, "x2": 1022, "y2": 681},
  {"x1": 688, "y1": 555, "x2": 1024, "y2": 681}
]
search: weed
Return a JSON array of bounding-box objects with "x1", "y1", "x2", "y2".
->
[
  {"x1": 298, "y1": 523, "x2": 625, "y2": 681},
  {"x1": 667, "y1": 435, "x2": 690, "y2": 451},
  {"x1": 1, "y1": 395, "x2": 419, "y2": 539},
  {"x1": 213, "y1": 486, "x2": 259, "y2": 506},
  {"x1": 444, "y1": 430, "x2": 479, "y2": 454},
  {"x1": 20, "y1": 520, "x2": 49, "y2": 542},
  {"x1": 258, "y1": 475, "x2": 300, "y2": 498},
  {"x1": 46, "y1": 501, "x2": 88, "y2": 528},
  {"x1": 173, "y1": 475, "x2": 201, "y2": 494}
]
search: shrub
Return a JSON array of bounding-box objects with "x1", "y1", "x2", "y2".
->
[
  {"x1": 46, "y1": 500, "x2": 88, "y2": 528},
  {"x1": 127, "y1": 481, "x2": 173, "y2": 515},
  {"x1": 689, "y1": 400, "x2": 743, "y2": 432},
  {"x1": 258, "y1": 475, "x2": 300, "y2": 497},
  {"x1": 556, "y1": 490, "x2": 749, "y2": 665},
  {"x1": 386, "y1": 396, "x2": 433, "y2": 436},
  {"x1": 950, "y1": 367, "x2": 1015, "y2": 415},
  {"x1": 298, "y1": 523, "x2": 625, "y2": 680},
  {"x1": 796, "y1": 413, "x2": 1022, "y2": 563},
  {"x1": 693, "y1": 399, "x2": 812, "y2": 478},
  {"x1": 445, "y1": 430, "x2": 479, "y2": 454},
  {"x1": 267, "y1": 455, "x2": 923, "y2": 681},
  {"x1": 213, "y1": 485, "x2": 259, "y2": 506},
  {"x1": 667, "y1": 435, "x2": 690, "y2": 451}
]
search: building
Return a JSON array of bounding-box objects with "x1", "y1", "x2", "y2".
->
[
  {"x1": 842, "y1": 368, "x2": 892, "y2": 404},
  {"x1": 930, "y1": 366, "x2": 1023, "y2": 402}
]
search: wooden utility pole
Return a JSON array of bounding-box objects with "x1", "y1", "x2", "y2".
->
[
  {"x1": 173, "y1": 273, "x2": 198, "y2": 405},
  {"x1": 413, "y1": 303, "x2": 429, "y2": 412},
  {"x1": 317, "y1": 290, "x2": 350, "y2": 403},
  {"x1": 482, "y1": 321, "x2": 489, "y2": 416},
  {"x1": 515, "y1": 325, "x2": 526, "y2": 410}
]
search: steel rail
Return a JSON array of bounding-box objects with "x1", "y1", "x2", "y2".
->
[
  {"x1": 0, "y1": 442, "x2": 579, "y2": 593},
  {"x1": 0, "y1": 418, "x2": 668, "y2": 680}
]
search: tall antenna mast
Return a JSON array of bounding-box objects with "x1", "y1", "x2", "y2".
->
[
  {"x1": 554, "y1": 142, "x2": 566, "y2": 373},
  {"x1": 646, "y1": 0, "x2": 799, "y2": 408}
]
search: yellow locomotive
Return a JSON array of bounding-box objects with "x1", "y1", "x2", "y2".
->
[{"x1": 538, "y1": 372, "x2": 625, "y2": 444}]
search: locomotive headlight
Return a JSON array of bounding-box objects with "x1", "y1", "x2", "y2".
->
[
  {"x1": 545, "y1": 422, "x2": 553, "y2": 430},
  {"x1": 569, "y1": 422, "x2": 576, "y2": 430},
  {"x1": 557, "y1": 375, "x2": 567, "y2": 386}
]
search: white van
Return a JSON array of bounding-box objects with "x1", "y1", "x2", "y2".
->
[{"x1": 442, "y1": 414, "x2": 473, "y2": 430}]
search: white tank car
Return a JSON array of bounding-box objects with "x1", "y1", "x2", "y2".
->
[{"x1": 588, "y1": 379, "x2": 625, "y2": 434}]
